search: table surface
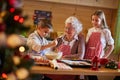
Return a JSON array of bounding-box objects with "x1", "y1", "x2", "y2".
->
[{"x1": 31, "y1": 65, "x2": 120, "y2": 76}]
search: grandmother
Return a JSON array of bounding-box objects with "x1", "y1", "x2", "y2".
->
[
  {"x1": 56, "y1": 16, "x2": 85, "y2": 60},
  {"x1": 46, "y1": 16, "x2": 86, "y2": 80}
]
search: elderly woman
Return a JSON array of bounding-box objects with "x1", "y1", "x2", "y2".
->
[
  {"x1": 55, "y1": 16, "x2": 85, "y2": 60},
  {"x1": 47, "y1": 16, "x2": 85, "y2": 80}
]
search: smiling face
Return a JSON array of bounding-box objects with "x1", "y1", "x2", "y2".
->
[
  {"x1": 37, "y1": 19, "x2": 52, "y2": 37},
  {"x1": 91, "y1": 15, "x2": 102, "y2": 28},
  {"x1": 64, "y1": 23, "x2": 76, "y2": 38},
  {"x1": 38, "y1": 26, "x2": 50, "y2": 37}
]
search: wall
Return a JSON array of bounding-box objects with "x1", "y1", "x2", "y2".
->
[
  {"x1": 23, "y1": 0, "x2": 117, "y2": 37},
  {"x1": 38, "y1": 0, "x2": 118, "y2": 9}
]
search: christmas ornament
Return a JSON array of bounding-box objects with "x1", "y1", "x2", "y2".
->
[
  {"x1": 99, "y1": 58, "x2": 108, "y2": 65},
  {"x1": 91, "y1": 56, "x2": 99, "y2": 70}
]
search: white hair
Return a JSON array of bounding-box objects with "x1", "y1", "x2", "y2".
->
[{"x1": 65, "y1": 16, "x2": 82, "y2": 34}]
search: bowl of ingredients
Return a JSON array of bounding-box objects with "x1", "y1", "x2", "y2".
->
[{"x1": 45, "y1": 51, "x2": 63, "y2": 60}]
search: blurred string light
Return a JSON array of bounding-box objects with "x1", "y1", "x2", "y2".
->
[
  {"x1": 0, "y1": 11, "x2": 6, "y2": 17},
  {"x1": 19, "y1": 46, "x2": 25, "y2": 52}
]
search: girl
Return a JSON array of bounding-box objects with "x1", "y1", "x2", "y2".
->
[
  {"x1": 84, "y1": 10, "x2": 114, "y2": 60},
  {"x1": 84, "y1": 10, "x2": 114, "y2": 80}
]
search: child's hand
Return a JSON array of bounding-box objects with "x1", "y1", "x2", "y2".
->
[
  {"x1": 50, "y1": 39, "x2": 58, "y2": 47},
  {"x1": 53, "y1": 39, "x2": 58, "y2": 45}
]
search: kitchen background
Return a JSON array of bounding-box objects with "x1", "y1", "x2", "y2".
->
[{"x1": 22, "y1": 1, "x2": 119, "y2": 79}]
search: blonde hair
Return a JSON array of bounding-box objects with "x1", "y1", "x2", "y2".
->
[
  {"x1": 92, "y1": 10, "x2": 108, "y2": 29},
  {"x1": 65, "y1": 16, "x2": 82, "y2": 34}
]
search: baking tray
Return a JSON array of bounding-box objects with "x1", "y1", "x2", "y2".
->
[{"x1": 60, "y1": 59, "x2": 92, "y2": 68}]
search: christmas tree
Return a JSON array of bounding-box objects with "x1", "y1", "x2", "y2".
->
[{"x1": 0, "y1": 0, "x2": 34, "y2": 80}]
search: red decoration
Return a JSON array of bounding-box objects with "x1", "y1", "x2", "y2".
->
[
  {"x1": 2, "y1": 73, "x2": 7, "y2": 78},
  {"x1": 9, "y1": 8, "x2": 15, "y2": 13},
  {"x1": 14, "y1": 15, "x2": 19, "y2": 21},
  {"x1": 99, "y1": 58, "x2": 108, "y2": 65},
  {"x1": 14, "y1": 15, "x2": 24, "y2": 23},
  {"x1": 8, "y1": 0, "x2": 15, "y2": 6},
  {"x1": 19, "y1": 17, "x2": 24, "y2": 23},
  {"x1": 91, "y1": 56, "x2": 99, "y2": 70},
  {"x1": 118, "y1": 62, "x2": 120, "y2": 69}
]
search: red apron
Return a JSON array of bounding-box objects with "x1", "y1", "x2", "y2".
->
[
  {"x1": 57, "y1": 43, "x2": 71, "y2": 56},
  {"x1": 46, "y1": 44, "x2": 75, "y2": 80},
  {"x1": 84, "y1": 32, "x2": 102, "y2": 59}
]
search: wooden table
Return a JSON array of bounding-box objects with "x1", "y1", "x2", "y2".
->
[{"x1": 31, "y1": 66, "x2": 120, "y2": 76}]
